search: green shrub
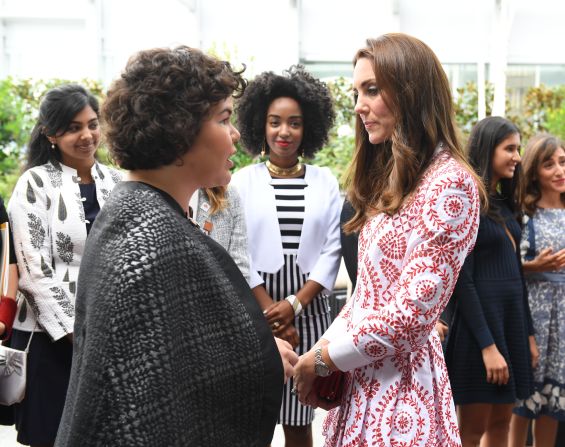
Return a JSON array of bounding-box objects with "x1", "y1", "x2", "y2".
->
[{"x1": 2, "y1": 75, "x2": 565, "y2": 198}]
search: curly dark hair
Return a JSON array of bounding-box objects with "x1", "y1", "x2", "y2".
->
[
  {"x1": 102, "y1": 46, "x2": 246, "y2": 170},
  {"x1": 236, "y1": 65, "x2": 335, "y2": 158}
]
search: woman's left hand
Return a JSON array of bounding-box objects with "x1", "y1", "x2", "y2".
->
[
  {"x1": 529, "y1": 335, "x2": 540, "y2": 370},
  {"x1": 264, "y1": 300, "x2": 294, "y2": 327},
  {"x1": 293, "y1": 349, "x2": 319, "y2": 407}
]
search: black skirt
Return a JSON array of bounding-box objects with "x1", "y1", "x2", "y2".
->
[{"x1": 11, "y1": 329, "x2": 73, "y2": 445}]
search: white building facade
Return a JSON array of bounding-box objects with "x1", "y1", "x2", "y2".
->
[{"x1": 1, "y1": 0, "x2": 564, "y2": 95}]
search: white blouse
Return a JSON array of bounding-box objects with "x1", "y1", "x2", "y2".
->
[
  {"x1": 231, "y1": 163, "x2": 342, "y2": 291},
  {"x1": 8, "y1": 161, "x2": 121, "y2": 340}
]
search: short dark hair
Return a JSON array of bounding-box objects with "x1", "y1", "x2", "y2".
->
[
  {"x1": 236, "y1": 65, "x2": 335, "y2": 158},
  {"x1": 26, "y1": 84, "x2": 99, "y2": 170},
  {"x1": 467, "y1": 116, "x2": 521, "y2": 219},
  {"x1": 102, "y1": 46, "x2": 246, "y2": 170}
]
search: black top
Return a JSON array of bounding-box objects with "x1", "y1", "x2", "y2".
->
[
  {"x1": 78, "y1": 183, "x2": 100, "y2": 235},
  {"x1": 0, "y1": 196, "x2": 16, "y2": 264},
  {"x1": 340, "y1": 199, "x2": 358, "y2": 289},
  {"x1": 56, "y1": 181, "x2": 283, "y2": 447}
]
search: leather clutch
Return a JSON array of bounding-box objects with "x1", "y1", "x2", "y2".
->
[{"x1": 312, "y1": 371, "x2": 345, "y2": 403}]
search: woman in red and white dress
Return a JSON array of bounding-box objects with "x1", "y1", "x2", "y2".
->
[{"x1": 293, "y1": 33, "x2": 484, "y2": 446}]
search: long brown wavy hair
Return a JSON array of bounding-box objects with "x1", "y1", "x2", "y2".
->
[
  {"x1": 344, "y1": 33, "x2": 485, "y2": 233},
  {"x1": 521, "y1": 133, "x2": 565, "y2": 217}
]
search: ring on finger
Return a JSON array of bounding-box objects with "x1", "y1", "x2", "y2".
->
[{"x1": 272, "y1": 321, "x2": 281, "y2": 330}]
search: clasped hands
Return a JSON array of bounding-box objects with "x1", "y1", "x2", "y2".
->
[
  {"x1": 292, "y1": 341, "x2": 341, "y2": 411},
  {"x1": 264, "y1": 300, "x2": 299, "y2": 348}
]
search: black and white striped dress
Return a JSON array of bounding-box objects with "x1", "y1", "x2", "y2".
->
[{"x1": 257, "y1": 174, "x2": 331, "y2": 426}]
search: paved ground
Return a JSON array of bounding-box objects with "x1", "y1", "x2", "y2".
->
[
  {"x1": 0, "y1": 409, "x2": 328, "y2": 446},
  {"x1": 272, "y1": 409, "x2": 327, "y2": 446},
  {"x1": 0, "y1": 424, "x2": 20, "y2": 446}
]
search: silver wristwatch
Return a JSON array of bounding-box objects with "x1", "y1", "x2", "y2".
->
[{"x1": 314, "y1": 346, "x2": 331, "y2": 377}]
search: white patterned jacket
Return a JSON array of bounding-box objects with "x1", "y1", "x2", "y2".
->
[{"x1": 8, "y1": 160, "x2": 121, "y2": 340}]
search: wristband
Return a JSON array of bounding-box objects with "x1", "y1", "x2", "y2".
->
[
  {"x1": 0, "y1": 296, "x2": 18, "y2": 340},
  {"x1": 285, "y1": 294, "x2": 304, "y2": 317}
]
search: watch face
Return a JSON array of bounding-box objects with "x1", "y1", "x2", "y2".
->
[
  {"x1": 315, "y1": 362, "x2": 331, "y2": 377},
  {"x1": 314, "y1": 346, "x2": 331, "y2": 376}
]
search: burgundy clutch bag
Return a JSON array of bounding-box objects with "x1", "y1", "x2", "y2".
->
[{"x1": 312, "y1": 371, "x2": 345, "y2": 403}]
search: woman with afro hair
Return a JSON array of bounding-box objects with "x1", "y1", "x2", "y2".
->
[{"x1": 232, "y1": 65, "x2": 341, "y2": 447}]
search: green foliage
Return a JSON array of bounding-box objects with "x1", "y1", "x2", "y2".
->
[
  {"x1": 231, "y1": 143, "x2": 255, "y2": 170},
  {"x1": 454, "y1": 81, "x2": 495, "y2": 136},
  {"x1": 0, "y1": 78, "x2": 29, "y2": 201},
  {"x1": 313, "y1": 77, "x2": 355, "y2": 186},
  {"x1": 2, "y1": 74, "x2": 565, "y2": 199},
  {"x1": 453, "y1": 82, "x2": 565, "y2": 144},
  {"x1": 517, "y1": 85, "x2": 565, "y2": 140},
  {"x1": 546, "y1": 102, "x2": 565, "y2": 140}
]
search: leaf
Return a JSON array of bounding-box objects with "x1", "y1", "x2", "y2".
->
[
  {"x1": 40, "y1": 255, "x2": 53, "y2": 278},
  {"x1": 26, "y1": 180, "x2": 36, "y2": 204},
  {"x1": 69, "y1": 282, "x2": 76, "y2": 294},
  {"x1": 95, "y1": 163, "x2": 105, "y2": 180},
  {"x1": 58, "y1": 193, "x2": 67, "y2": 222},
  {"x1": 30, "y1": 171, "x2": 43, "y2": 187},
  {"x1": 46, "y1": 195, "x2": 51, "y2": 210},
  {"x1": 52, "y1": 159, "x2": 63, "y2": 171},
  {"x1": 63, "y1": 268, "x2": 69, "y2": 282},
  {"x1": 56, "y1": 232, "x2": 74, "y2": 264},
  {"x1": 27, "y1": 213, "x2": 45, "y2": 249},
  {"x1": 18, "y1": 300, "x2": 27, "y2": 323}
]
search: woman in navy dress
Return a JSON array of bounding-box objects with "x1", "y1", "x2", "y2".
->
[{"x1": 445, "y1": 116, "x2": 538, "y2": 446}]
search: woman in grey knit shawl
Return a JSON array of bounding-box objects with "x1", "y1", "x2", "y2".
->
[{"x1": 55, "y1": 46, "x2": 298, "y2": 447}]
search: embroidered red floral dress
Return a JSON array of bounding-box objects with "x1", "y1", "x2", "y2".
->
[{"x1": 322, "y1": 149, "x2": 480, "y2": 447}]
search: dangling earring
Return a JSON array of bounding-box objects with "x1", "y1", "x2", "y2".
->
[
  {"x1": 300, "y1": 148, "x2": 304, "y2": 158},
  {"x1": 51, "y1": 143, "x2": 55, "y2": 150},
  {"x1": 261, "y1": 140, "x2": 267, "y2": 158}
]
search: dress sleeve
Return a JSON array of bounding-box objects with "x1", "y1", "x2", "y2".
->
[
  {"x1": 8, "y1": 172, "x2": 74, "y2": 340},
  {"x1": 306, "y1": 173, "x2": 342, "y2": 292},
  {"x1": 328, "y1": 169, "x2": 481, "y2": 371},
  {"x1": 451, "y1": 249, "x2": 495, "y2": 349}
]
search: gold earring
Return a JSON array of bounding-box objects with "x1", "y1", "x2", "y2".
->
[{"x1": 261, "y1": 141, "x2": 266, "y2": 158}]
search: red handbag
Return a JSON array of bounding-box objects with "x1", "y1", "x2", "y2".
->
[{"x1": 312, "y1": 371, "x2": 345, "y2": 403}]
